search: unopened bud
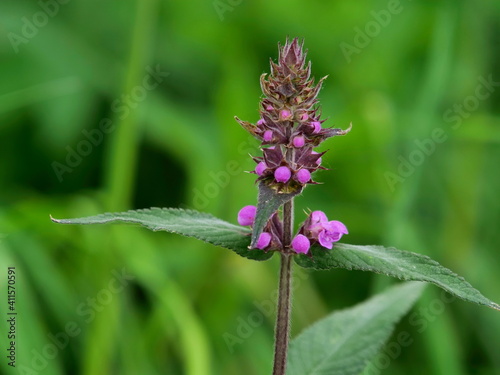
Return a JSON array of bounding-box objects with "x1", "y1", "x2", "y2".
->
[
  {"x1": 291, "y1": 234, "x2": 310, "y2": 254},
  {"x1": 237, "y1": 205, "x2": 257, "y2": 226},
  {"x1": 280, "y1": 109, "x2": 292, "y2": 120},
  {"x1": 311, "y1": 121, "x2": 321, "y2": 134},
  {"x1": 292, "y1": 136, "x2": 305, "y2": 148},
  {"x1": 255, "y1": 162, "x2": 267, "y2": 176},
  {"x1": 296, "y1": 169, "x2": 311, "y2": 184},
  {"x1": 256, "y1": 232, "x2": 272, "y2": 249},
  {"x1": 274, "y1": 166, "x2": 291, "y2": 183}
]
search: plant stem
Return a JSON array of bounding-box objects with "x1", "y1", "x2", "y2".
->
[
  {"x1": 282, "y1": 198, "x2": 294, "y2": 248},
  {"x1": 272, "y1": 200, "x2": 294, "y2": 375}
]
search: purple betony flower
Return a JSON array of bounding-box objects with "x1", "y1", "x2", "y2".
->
[
  {"x1": 235, "y1": 38, "x2": 350, "y2": 252},
  {"x1": 317, "y1": 221, "x2": 348, "y2": 249},
  {"x1": 238, "y1": 205, "x2": 347, "y2": 254},
  {"x1": 234, "y1": 38, "x2": 350, "y2": 191},
  {"x1": 301, "y1": 210, "x2": 348, "y2": 250}
]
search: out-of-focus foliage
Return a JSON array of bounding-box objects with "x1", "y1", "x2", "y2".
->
[{"x1": 0, "y1": 0, "x2": 499, "y2": 374}]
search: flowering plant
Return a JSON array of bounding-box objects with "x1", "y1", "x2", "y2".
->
[{"x1": 52, "y1": 38, "x2": 499, "y2": 375}]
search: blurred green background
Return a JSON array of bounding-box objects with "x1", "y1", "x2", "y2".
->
[{"x1": 1, "y1": 0, "x2": 499, "y2": 374}]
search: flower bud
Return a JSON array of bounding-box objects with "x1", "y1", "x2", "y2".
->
[
  {"x1": 274, "y1": 166, "x2": 291, "y2": 183},
  {"x1": 296, "y1": 169, "x2": 311, "y2": 184},
  {"x1": 237, "y1": 205, "x2": 257, "y2": 226},
  {"x1": 280, "y1": 109, "x2": 292, "y2": 120},
  {"x1": 311, "y1": 121, "x2": 321, "y2": 134},
  {"x1": 255, "y1": 162, "x2": 267, "y2": 176},
  {"x1": 291, "y1": 234, "x2": 310, "y2": 254},
  {"x1": 263, "y1": 130, "x2": 273, "y2": 142},
  {"x1": 256, "y1": 232, "x2": 272, "y2": 249},
  {"x1": 292, "y1": 136, "x2": 305, "y2": 148}
]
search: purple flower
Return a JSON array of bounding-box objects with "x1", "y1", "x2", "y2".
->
[
  {"x1": 311, "y1": 121, "x2": 321, "y2": 134},
  {"x1": 296, "y1": 169, "x2": 311, "y2": 184},
  {"x1": 318, "y1": 221, "x2": 348, "y2": 249},
  {"x1": 234, "y1": 38, "x2": 351, "y2": 193},
  {"x1": 255, "y1": 162, "x2": 267, "y2": 176},
  {"x1": 305, "y1": 210, "x2": 348, "y2": 249},
  {"x1": 274, "y1": 166, "x2": 291, "y2": 183},
  {"x1": 292, "y1": 136, "x2": 305, "y2": 148},
  {"x1": 280, "y1": 109, "x2": 292, "y2": 120},
  {"x1": 237, "y1": 205, "x2": 257, "y2": 226},
  {"x1": 291, "y1": 234, "x2": 310, "y2": 254},
  {"x1": 311, "y1": 210, "x2": 328, "y2": 224},
  {"x1": 256, "y1": 232, "x2": 272, "y2": 249}
]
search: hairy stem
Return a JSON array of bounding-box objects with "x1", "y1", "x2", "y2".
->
[{"x1": 273, "y1": 200, "x2": 294, "y2": 375}]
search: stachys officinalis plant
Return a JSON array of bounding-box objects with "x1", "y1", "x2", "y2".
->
[{"x1": 52, "y1": 38, "x2": 500, "y2": 375}]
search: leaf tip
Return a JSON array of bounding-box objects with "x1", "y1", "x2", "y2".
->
[{"x1": 490, "y1": 302, "x2": 500, "y2": 311}]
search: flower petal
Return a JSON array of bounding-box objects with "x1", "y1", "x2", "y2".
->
[
  {"x1": 318, "y1": 230, "x2": 333, "y2": 249},
  {"x1": 311, "y1": 210, "x2": 328, "y2": 223},
  {"x1": 328, "y1": 220, "x2": 348, "y2": 235}
]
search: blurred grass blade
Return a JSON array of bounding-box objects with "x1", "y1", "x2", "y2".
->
[
  {"x1": 51, "y1": 208, "x2": 273, "y2": 261},
  {"x1": 0, "y1": 77, "x2": 82, "y2": 114},
  {"x1": 295, "y1": 243, "x2": 500, "y2": 311},
  {"x1": 287, "y1": 282, "x2": 425, "y2": 375}
]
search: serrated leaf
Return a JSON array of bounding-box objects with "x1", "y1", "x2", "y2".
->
[
  {"x1": 295, "y1": 243, "x2": 500, "y2": 311},
  {"x1": 51, "y1": 208, "x2": 273, "y2": 261},
  {"x1": 251, "y1": 182, "x2": 302, "y2": 248},
  {"x1": 287, "y1": 282, "x2": 425, "y2": 375}
]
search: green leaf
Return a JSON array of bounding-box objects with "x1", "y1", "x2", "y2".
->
[
  {"x1": 287, "y1": 282, "x2": 425, "y2": 375},
  {"x1": 295, "y1": 243, "x2": 500, "y2": 311},
  {"x1": 251, "y1": 182, "x2": 302, "y2": 248},
  {"x1": 51, "y1": 208, "x2": 273, "y2": 261}
]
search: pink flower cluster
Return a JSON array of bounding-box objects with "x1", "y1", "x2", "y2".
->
[
  {"x1": 234, "y1": 38, "x2": 350, "y2": 192},
  {"x1": 238, "y1": 206, "x2": 347, "y2": 255},
  {"x1": 234, "y1": 39, "x2": 350, "y2": 255}
]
